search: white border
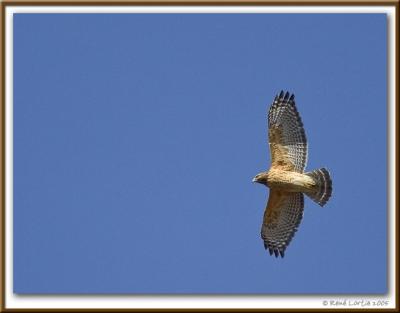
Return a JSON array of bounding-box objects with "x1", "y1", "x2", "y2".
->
[{"x1": 5, "y1": 5, "x2": 396, "y2": 309}]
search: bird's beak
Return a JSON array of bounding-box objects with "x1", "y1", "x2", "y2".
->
[{"x1": 252, "y1": 177, "x2": 257, "y2": 183}]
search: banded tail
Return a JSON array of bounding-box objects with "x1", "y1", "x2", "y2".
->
[{"x1": 305, "y1": 168, "x2": 332, "y2": 207}]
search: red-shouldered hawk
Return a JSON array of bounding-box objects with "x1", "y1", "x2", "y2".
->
[{"x1": 253, "y1": 91, "x2": 332, "y2": 258}]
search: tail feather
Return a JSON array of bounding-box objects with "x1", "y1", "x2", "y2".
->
[{"x1": 305, "y1": 168, "x2": 332, "y2": 207}]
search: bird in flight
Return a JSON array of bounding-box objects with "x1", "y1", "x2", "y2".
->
[{"x1": 253, "y1": 91, "x2": 332, "y2": 258}]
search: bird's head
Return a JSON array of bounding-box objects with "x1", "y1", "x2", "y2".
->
[{"x1": 252, "y1": 172, "x2": 269, "y2": 185}]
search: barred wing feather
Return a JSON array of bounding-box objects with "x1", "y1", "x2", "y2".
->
[
  {"x1": 268, "y1": 91, "x2": 308, "y2": 173},
  {"x1": 261, "y1": 190, "x2": 304, "y2": 258}
]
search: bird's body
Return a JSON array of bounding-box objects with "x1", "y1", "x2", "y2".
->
[
  {"x1": 253, "y1": 91, "x2": 332, "y2": 258},
  {"x1": 265, "y1": 169, "x2": 316, "y2": 193}
]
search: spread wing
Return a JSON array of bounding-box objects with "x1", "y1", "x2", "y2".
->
[
  {"x1": 261, "y1": 190, "x2": 304, "y2": 257},
  {"x1": 268, "y1": 91, "x2": 307, "y2": 173}
]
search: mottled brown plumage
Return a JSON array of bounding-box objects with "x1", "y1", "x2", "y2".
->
[{"x1": 253, "y1": 91, "x2": 332, "y2": 258}]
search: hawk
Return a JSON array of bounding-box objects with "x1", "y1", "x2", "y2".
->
[{"x1": 253, "y1": 91, "x2": 332, "y2": 258}]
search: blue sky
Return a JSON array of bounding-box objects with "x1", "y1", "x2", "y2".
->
[{"x1": 13, "y1": 13, "x2": 387, "y2": 294}]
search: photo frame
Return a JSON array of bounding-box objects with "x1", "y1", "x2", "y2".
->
[{"x1": 0, "y1": 1, "x2": 398, "y2": 311}]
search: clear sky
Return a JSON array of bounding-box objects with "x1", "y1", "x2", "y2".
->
[{"x1": 13, "y1": 13, "x2": 387, "y2": 294}]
